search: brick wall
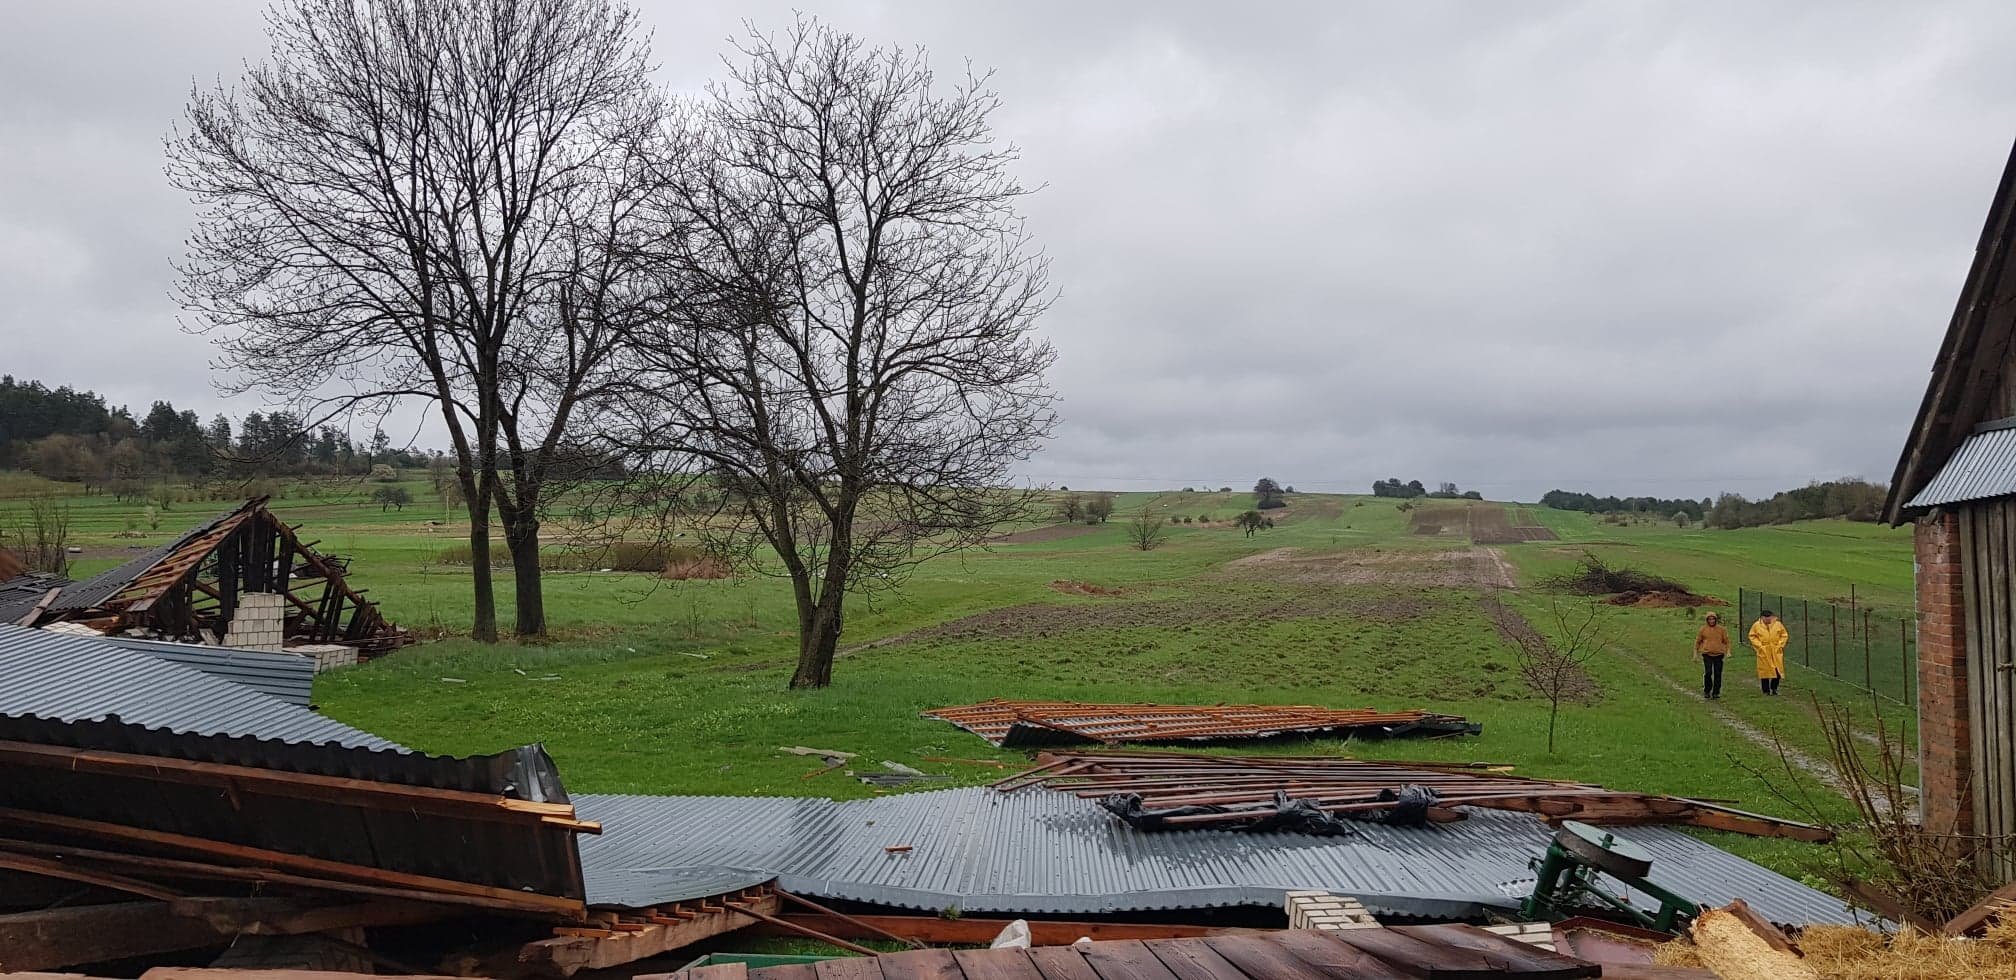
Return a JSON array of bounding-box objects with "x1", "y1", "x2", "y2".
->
[{"x1": 1917, "y1": 511, "x2": 1973, "y2": 836}]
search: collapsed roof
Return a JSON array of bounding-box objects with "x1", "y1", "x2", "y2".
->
[
  {"x1": 0, "y1": 496, "x2": 407, "y2": 654},
  {"x1": 572, "y1": 786, "x2": 1857, "y2": 925}
]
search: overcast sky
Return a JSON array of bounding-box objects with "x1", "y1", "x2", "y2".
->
[{"x1": 3, "y1": 2, "x2": 2011, "y2": 501}]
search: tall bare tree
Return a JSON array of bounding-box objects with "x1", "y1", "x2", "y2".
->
[
  {"x1": 620, "y1": 21, "x2": 1056, "y2": 688},
  {"x1": 169, "y1": 0, "x2": 662, "y2": 639}
]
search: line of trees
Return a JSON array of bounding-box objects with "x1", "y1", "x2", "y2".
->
[
  {"x1": 1706, "y1": 479, "x2": 1887, "y2": 528},
  {"x1": 1372, "y1": 477, "x2": 1481, "y2": 500},
  {"x1": 170, "y1": 1, "x2": 1056, "y2": 688},
  {"x1": 1540, "y1": 479, "x2": 1887, "y2": 528},
  {"x1": 3, "y1": 376, "x2": 431, "y2": 489},
  {"x1": 1540, "y1": 490, "x2": 1707, "y2": 521}
]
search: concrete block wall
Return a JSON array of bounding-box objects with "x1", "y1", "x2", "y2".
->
[
  {"x1": 291, "y1": 643, "x2": 359, "y2": 673},
  {"x1": 1283, "y1": 891, "x2": 1379, "y2": 931},
  {"x1": 1916, "y1": 511, "x2": 1973, "y2": 837},
  {"x1": 223, "y1": 592, "x2": 289, "y2": 653}
]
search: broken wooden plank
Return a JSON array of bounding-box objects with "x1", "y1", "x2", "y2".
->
[
  {"x1": 0, "y1": 902, "x2": 228, "y2": 972},
  {"x1": 165, "y1": 897, "x2": 453, "y2": 936},
  {"x1": 0, "y1": 810, "x2": 583, "y2": 918},
  {"x1": 1944, "y1": 881, "x2": 2016, "y2": 936},
  {"x1": 518, "y1": 892, "x2": 782, "y2": 974}
]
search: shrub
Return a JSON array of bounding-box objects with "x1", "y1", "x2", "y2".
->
[{"x1": 370, "y1": 464, "x2": 398, "y2": 482}]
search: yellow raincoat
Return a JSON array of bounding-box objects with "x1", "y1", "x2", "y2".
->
[{"x1": 1749, "y1": 618, "x2": 1789, "y2": 679}]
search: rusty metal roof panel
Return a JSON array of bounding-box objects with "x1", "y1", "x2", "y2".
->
[
  {"x1": 0, "y1": 622, "x2": 386, "y2": 748},
  {"x1": 573, "y1": 787, "x2": 1858, "y2": 924},
  {"x1": 1907, "y1": 422, "x2": 2016, "y2": 509}
]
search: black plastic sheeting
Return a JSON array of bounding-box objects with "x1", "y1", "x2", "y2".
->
[{"x1": 1098, "y1": 785, "x2": 1442, "y2": 836}]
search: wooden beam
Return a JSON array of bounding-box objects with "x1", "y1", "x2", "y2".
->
[
  {"x1": 0, "y1": 741, "x2": 584, "y2": 829},
  {"x1": 0, "y1": 838, "x2": 572, "y2": 919},
  {"x1": 518, "y1": 893, "x2": 782, "y2": 974},
  {"x1": 166, "y1": 897, "x2": 455, "y2": 935},
  {"x1": 754, "y1": 913, "x2": 1262, "y2": 946},
  {"x1": 1945, "y1": 882, "x2": 2016, "y2": 936},
  {"x1": 0, "y1": 902, "x2": 228, "y2": 972},
  {"x1": 141, "y1": 969, "x2": 469, "y2": 980},
  {"x1": 0, "y1": 810, "x2": 584, "y2": 919},
  {"x1": 0, "y1": 851, "x2": 184, "y2": 901},
  {"x1": 15, "y1": 586, "x2": 60, "y2": 626}
]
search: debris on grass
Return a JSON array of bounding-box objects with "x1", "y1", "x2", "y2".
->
[
  {"x1": 1047, "y1": 579, "x2": 1125, "y2": 597},
  {"x1": 1548, "y1": 552, "x2": 1720, "y2": 608}
]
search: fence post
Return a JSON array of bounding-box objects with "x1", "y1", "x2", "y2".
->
[
  {"x1": 1901, "y1": 617, "x2": 1910, "y2": 705},
  {"x1": 1831, "y1": 605, "x2": 1839, "y2": 678},
  {"x1": 1803, "y1": 599, "x2": 1810, "y2": 667},
  {"x1": 1864, "y1": 608, "x2": 1873, "y2": 691}
]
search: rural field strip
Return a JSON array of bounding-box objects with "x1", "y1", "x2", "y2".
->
[{"x1": 1607, "y1": 642, "x2": 1918, "y2": 815}]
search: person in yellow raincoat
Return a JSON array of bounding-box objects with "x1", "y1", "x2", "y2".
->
[{"x1": 1748, "y1": 609, "x2": 1789, "y2": 695}]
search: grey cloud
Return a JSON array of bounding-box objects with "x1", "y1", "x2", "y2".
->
[{"x1": 2, "y1": 0, "x2": 2010, "y2": 500}]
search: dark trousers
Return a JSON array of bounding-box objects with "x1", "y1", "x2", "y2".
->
[
  {"x1": 1761, "y1": 675, "x2": 1781, "y2": 695},
  {"x1": 1701, "y1": 655, "x2": 1724, "y2": 697}
]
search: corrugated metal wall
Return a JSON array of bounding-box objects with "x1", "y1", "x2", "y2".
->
[{"x1": 1961, "y1": 497, "x2": 2016, "y2": 876}]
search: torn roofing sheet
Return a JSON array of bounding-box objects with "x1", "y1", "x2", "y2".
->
[
  {"x1": 923, "y1": 699, "x2": 1480, "y2": 747},
  {"x1": 572, "y1": 786, "x2": 1858, "y2": 925}
]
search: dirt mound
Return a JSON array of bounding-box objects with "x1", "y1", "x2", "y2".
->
[
  {"x1": 991, "y1": 523, "x2": 1102, "y2": 545},
  {"x1": 1049, "y1": 579, "x2": 1124, "y2": 597},
  {"x1": 1552, "y1": 553, "x2": 1714, "y2": 607},
  {"x1": 1609, "y1": 590, "x2": 1728, "y2": 608}
]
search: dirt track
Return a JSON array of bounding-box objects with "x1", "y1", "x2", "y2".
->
[{"x1": 1226, "y1": 545, "x2": 1517, "y2": 590}]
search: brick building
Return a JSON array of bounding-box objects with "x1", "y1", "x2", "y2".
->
[{"x1": 1886, "y1": 137, "x2": 2016, "y2": 869}]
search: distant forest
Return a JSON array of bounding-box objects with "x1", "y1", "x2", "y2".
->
[
  {"x1": 1541, "y1": 479, "x2": 1888, "y2": 528},
  {"x1": 0, "y1": 374, "x2": 432, "y2": 490}
]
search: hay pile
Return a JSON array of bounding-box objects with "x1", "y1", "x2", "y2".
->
[{"x1": 1655, "y1": 921, "x2": 2016, "y2": 979}]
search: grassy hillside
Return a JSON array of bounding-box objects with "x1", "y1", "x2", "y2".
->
[{"x1": 0, "y1": 479, "x2": 1918, "y2": 883}]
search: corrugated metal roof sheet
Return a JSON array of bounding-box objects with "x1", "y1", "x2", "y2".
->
[
  {"x1": 1908, "y1": 423, "x2": 2016, "y2": 509},
  {"x1": 0, "y1": 570, "x2": 68, "y2": 623},
  {"x1": 573, "y1": 787, "x2": 1859, "y2": 925},
  {"x1": 100, "y1": 634, "x2": 316, "y2": 706},
  {"x1": 0, "y1": 623, "x2": 389, "y2": 749}
]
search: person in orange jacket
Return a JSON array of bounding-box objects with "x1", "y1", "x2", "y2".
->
[
  {"x1": 1694, "y1": 612, "x2": 1730, "y2": 699},
  {"x1": 1749, "y1": 609, "x2": 1789, "y2": 695}
]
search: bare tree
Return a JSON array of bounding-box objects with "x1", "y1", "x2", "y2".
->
[
  {"x1": 619, "y1": 20, "x2": 1056, "y2": 689},
  {"x1": 1485, "y1": 596, "x2": 1608, "y2": 752},
  {"x1": 1056, "y1": 493, "x2": 1084, "y2": 524},
  {"x1": 1127, "y1": 505, "x2": 1167, "y2": 552},
  {"x1": 169, "y1": 0, "x2": 663, "y2": 640},
  {"x1": 3, "y1": 498, "x2": 72, "y2": 577},
  {"x1": 1084, "y1": 492, "x2": 1115, "y2": 524}
]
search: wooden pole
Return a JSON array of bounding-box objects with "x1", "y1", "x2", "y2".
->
[
  {"x1": 1803, "y1": 599, "x2": 1811, "y2": 666},
  {"x1": 1864, "y1": 608, "x2": 1874, "y2": 692}
]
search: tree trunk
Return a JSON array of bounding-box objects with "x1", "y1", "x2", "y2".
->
[
  {"x1": 1546, "y1": 702, "x2": 1559, "y2": 753},
  {"x1": 789, "y1": 587, "x2": 844, "y2": 689},
  {"x1": 466, "y1": 498, "x2": 498, "y2": 644},
  {"x1": 503, "y1": 511, "x2": 545, "y2": 639}
]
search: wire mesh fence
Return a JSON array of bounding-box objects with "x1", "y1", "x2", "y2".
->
[{"x1": 1737, "y1": 586, "x2": 1915, "y2": 709}]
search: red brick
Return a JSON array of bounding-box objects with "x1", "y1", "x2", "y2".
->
[{"x1": 1917, "y1": 512, "x2": 1972, "y2": 837}]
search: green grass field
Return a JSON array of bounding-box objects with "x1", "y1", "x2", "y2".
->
[{"x1": 2, "y1": 479, "x2": 1921, "y2": 886}]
